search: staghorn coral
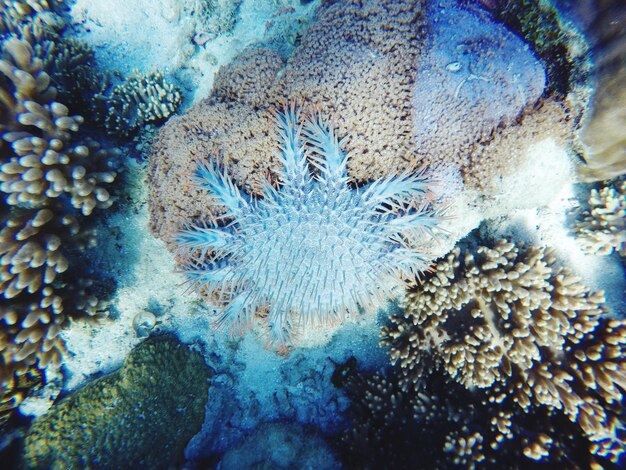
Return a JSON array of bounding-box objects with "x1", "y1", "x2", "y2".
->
[
  {"x1": 99, "y1": 69, "x2": 182, "y2": 137},
  {"x1": 1, "y1": 1, "x2": 53, "y2": 18},
  {"x1": 175, "y1": 104, "x2": 444, "y2": 345},
  {"x1": 0, "y1": 38, "x2": 117, "y2": 215},
  {"x1": 381, "y1": 239, "x2": 626, "y2": 462},
  {"x1": 0, "y1": 206, "x2": 110, "y2": 406},
  {"x1": 41, "y1": 37, "x2": 104, "y2": 114},
  {"x1": 572, "y1": 178, "x2": 626, "y2": 257},
  {"x1": 0, "y1": 366, "x2": 41, "y2": 427},
  {"x1": 22, "y1": 335, "x2": 213, "y2": 469}
]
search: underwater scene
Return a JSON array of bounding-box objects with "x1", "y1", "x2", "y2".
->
[{"x1": 0, "y1": 0, "x2": 625, "y2": 468}]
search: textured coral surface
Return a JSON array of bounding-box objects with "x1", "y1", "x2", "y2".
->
[
  {"x1": 572, "y1": 178, "x2": 626, "y2": 257},
  {"x1": 176, "y1": 105, "x2": 444, "y2": 344},
  {"x1": 22, "y1": 335, "x2": 212, "y2": 469},
  {"x1": 148, "y1": 0, "x2": 580, "y2": 240},
  {"x1": 0, "y1": 8, "x2": 119, "y2": 425}
]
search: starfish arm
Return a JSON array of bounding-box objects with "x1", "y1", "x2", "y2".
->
[
  {"x1": 176, "y1": 226, "x2": 233, "y2": 258},
  {"x1": 361, "y1": 168, "x2": 432, "y2": 209},
  {"x1": 274, "y1": 103, "x2": 310, "y2": 188},
  {"x1": 193, "y1": 161, "x2": 247, "y2": 215},
  {"x1": 302, "y1": 111, "x2": 347, "y2": 183}
]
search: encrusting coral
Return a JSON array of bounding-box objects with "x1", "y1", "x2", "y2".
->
[
  {"x1": 571, "y1": 178, "x2": 626, "y2": 257},
  {"x1": 381, "y1": 239, "x2": 626, "y2": 462},
  {"x1": 176, "y1": 104, "x2": 445, "y2": 345}
]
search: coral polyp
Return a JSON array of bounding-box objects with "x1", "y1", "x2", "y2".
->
[{"x1": 177, "y1": 105, "x2": 443, "y2": 344}]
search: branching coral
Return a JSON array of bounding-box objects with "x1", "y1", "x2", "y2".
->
[
  {"x1": 381, "y1": 239, "x2": 626, "y2": 462},
  {"x1": 0, "y1": 38, "x2": 116, "y2": 214},
  {"x1": 338, "y1": 363, "x2": 597, "y2": 469},
  {"x1": 176, "y1": 104, "x2": 444, "y2": 344},
  {"x1": 0, "y1": 34, "x2": 118, "y2": 422},
  {"x1": 572, "y1": 179, "x2": 626, "y2": 257},
  {"x1": 1, "y1": 1, "x2": 52, "y2": 26},
  {"x1": 99, "y1": 69, "x2": 182, "y2": 137}
]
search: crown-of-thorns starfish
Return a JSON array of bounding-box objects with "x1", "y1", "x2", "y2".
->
[{"x1": 176, "y1": 104, "x2": 445, "y2": 344}]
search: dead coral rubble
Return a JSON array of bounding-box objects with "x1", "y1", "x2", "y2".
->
[{"x1": 381, "y1": 239, "x2": 626, "y2": 463}]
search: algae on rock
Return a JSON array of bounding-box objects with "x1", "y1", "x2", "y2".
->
[{"x1": 23, "y1": 335, "x2": 213, "y2": 469}]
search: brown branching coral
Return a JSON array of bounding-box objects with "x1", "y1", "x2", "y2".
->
[
  {"x1": 0, "y1": 38, "x2": 117, "y2": 214},
  {"x1": 381, "y1": 240, "x2": 626, "y2": 462},
  {"x1": 572, "y1": 179, "x2": 626, "y2": 257},
  {"x1": 1, "y1": 1, "x2": 53, "y2": 18},
  {"x1": 338, "y1": 363, "x2": 599, "y2": 469},
  {"x1": 0, "y1": 34, "x2": 118, "y2": 422}
]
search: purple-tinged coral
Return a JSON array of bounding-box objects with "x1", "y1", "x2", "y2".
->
[
  {"x1": 412, "y1": 0, "x2": 546, "y2": 169},
  {"x1": 148, "y1": 0, "x2": 586, "y2": 242},
  {"x1": 176, "y1": 104, "x2": 444, "y2": 344}
]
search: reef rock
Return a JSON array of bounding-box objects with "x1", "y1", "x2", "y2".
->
[{"x1": 218, "y1": 422, "x2": 339, "y2": 470}]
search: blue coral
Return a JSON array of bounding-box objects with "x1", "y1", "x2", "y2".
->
[{"x1": 177, "y1": 104, "x2": 443, "y2": 344}]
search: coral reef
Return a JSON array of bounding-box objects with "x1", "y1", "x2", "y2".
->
[
  {"x1": 22, "y1": 335, "x2": 213, "y2": 469},
  {"x1": 338, "y1": 364, "x2": 601, "y2": 468},
  {"x1": 212, "y1": 46, "x2": 285, "y2": 107},
  {"x1": 0, "y1": 30, "x2": 117, "y2": 423},
  {"x1": 569, "y1": 0, "x2": 626, "y2": 182},
  {"x1": 496, "y1": 0, "x2": 590, "y2": 100},
  {"x1": 99, "y1": 69, "x2": 182, "y2": 137},
  {"x1": 381, "y1": 239, "x2": 626, "y2": 462},
  {"x1": 579, "y1": 67, "x2": 626, "y2": 182},
  {"x1": 187, "y1": 0, "x2": 243, "y2": 44},
  {"x1": 0, "y1": 367, "x2": 41, "y2": 427},
  {"x1": 411, "y1": 0, "x2": 546, "y2": 178},
  {"x1": 218, "y1": 422, "x2": 338, "y2": 470},
  {"x1": 176, "y1": 104, "x2": 444, "y2": 344},
  {"x1": 148, "y1": 0, "x2": 584, "y2": 242},
  {"x1": 572, "y1": 178, "x2": 626, "y2": 257},
  {"x1": 1, "y1": 1, "x2": 53, "y2": 24}
]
